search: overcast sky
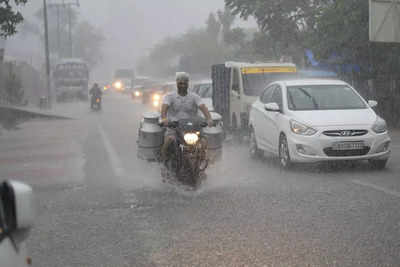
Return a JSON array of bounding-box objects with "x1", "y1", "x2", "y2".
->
[{"x1": 12, "y1": 0, "x2": 255, "y2": 80}]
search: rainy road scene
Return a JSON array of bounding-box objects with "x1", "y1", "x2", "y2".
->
[{"x1": 1, "y1": 0, "x2": 400, "y2": 266}]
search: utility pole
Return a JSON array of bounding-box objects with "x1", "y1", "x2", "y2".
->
[{"x1": 43, "y1": 0, "x2": 51, "y2": 108}]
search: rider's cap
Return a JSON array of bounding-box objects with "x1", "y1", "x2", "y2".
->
[{"x1": 176, "y1": 72, "x2": 189, "y2": 82}]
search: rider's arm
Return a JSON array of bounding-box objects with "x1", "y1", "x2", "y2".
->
[
  {"x1": 194, "y1": 93, "x2": 213, "y2": 126},
  {"x1": 161, "y1": 94, "x2": 171, "y2": 123},
  {"x1": 199, "y1": 104, "x2": 212, "y2": 122},
  {"x1": 161, "y1": 104, "x2": 169, "y2": 121}
]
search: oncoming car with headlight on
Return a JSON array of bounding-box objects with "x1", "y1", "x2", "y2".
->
[{"x1": 249, "y1": 79, "x2": 391, "y2": 169}]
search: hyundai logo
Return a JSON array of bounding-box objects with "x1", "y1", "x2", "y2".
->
[{"x1": 340, "y1": 130, "x2": 353, "y2": 136}]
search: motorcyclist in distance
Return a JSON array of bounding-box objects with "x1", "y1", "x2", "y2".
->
[{"x1": 89, "y1": 83, "x2": 102, "y2": 109}]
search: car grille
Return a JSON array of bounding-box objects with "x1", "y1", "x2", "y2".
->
[
  {"x1": 323, "y1": 130, "x2": 368, "y2": 137},
  {"x1": 323, "y1": 147, "x2": 370, "y2": 157}
]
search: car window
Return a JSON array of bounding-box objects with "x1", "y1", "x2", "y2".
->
[
  {"x1": 261, "y1": 85, "x2": 276, "y2": 104},
  {"x1": 271, "y1": 86, "x2": 283, "y2": 108},
  {"x1": 198, "y1": 84, "x2": 212, "y2": 98},
  {"x1": 287, "y1": 85, "x2": 367, "y2": 110},
  {"x1": 192, "y1": 85, "x2": 200, "y2": 94}
]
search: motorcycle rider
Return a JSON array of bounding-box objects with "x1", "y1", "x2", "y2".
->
[
  {"x1": 89, "y1": 83, "x2": 102, "y2": 109},
  {"x1": 160, "y1": 72, "x2": 213, "y2": 162}
]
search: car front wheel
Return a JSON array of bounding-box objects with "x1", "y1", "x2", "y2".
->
[
  {"x1": 249, "y1": 129, "x2": 262, "y2": 159},
  {"x1": 279, "y1": 135, "x2": 292, "y2": 169}
]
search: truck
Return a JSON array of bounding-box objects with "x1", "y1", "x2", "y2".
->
[
  {"x1": 212, "y1": 61, "x2": 297, "y2": 140},
  {"x1": 53, "y1": 58, "x2": 89, "y2": 102},
  {"x1": 112, "y1": 69, "x2": 135, "y2": 93}
]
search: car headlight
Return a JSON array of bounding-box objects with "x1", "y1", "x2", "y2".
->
[
  {"x1": 134, "y1": 91, "x2": 141, "y2": 97},
  {"x1": 184, "y1": 133, "x2": 199, "y2": 145},
  {"x1": 372, "y1": 116, "x2": 387, "y2": 134},
  {"x1": 114, "y1": 81, "x2": 122, "y2": 89},
  {"x1": 290, "y1": 120, "x2": 317, "y2": 136}
]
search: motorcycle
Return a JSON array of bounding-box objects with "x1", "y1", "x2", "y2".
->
[
  {"x1": 160, "y1": 119, "x2": 209, "y2": 186},
  {"x1": 91, "y1": 95, "x2": 102, "y2": 111}
]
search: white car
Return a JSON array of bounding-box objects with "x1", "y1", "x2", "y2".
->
[
  {"x1": 192, "y1": 80, "x2": 213, "y2": 111},
  {"x1": 0, "y1": 180, "x2": 35, "y2": 266},
  {"x1": 249, "y1": 79, "x2": 391, "y2": 169}
]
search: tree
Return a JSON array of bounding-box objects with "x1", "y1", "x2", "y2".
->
[
  {"x1": 0, "y1": 0, "x2": 28, "y2": 38},
  {"x1": 225, "y1": 0, "x2": 327, "y2": 61},
  {"x1": 206, "y1": 13, "x2": 221, "y2": 41},
  {"x1": 310, "y1": 0, "x2": 400, "y2": 76},
  {"x1": 73, "y1": 21, "x2": 105, "y2": 68},
  {"x1": 35, "y1": 5, "x2": 79, "y2": 57},
  {"x1": 217, "y1": 7, "x2": 235, "y2": 44}
]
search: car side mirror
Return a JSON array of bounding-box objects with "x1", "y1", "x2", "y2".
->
[
  {"x1": 1, "y1": 180, "x2": 35, "y2": 234},
  {"x1": 264, "y1": 102, "x2": 281, "y2": 112},
  {"x1": 368, "y1": 100, "x2": 378, "y2": 108}
]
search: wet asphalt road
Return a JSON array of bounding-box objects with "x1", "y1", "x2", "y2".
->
[{"x1": 1, "y1": 92, "x2": 400, "y2": 266}]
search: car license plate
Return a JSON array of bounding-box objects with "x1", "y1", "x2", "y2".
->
[{"x1": 332, "y1": 142, "x2": 365, "y2": 151}]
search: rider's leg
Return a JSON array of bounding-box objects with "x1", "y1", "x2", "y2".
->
[{"x1": 161, "y1": 134, "x2": 175, "y2": 162}]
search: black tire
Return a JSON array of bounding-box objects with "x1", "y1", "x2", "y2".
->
[
  {"x1": 279, "y1": 134, "x2": 292, "y2": 169},
  {"x1": 249, "y1": 129, "x2": 262, "y2": 159},
  {"x1": 369, "y1": 159, "x2": 388, "y2": 170}
]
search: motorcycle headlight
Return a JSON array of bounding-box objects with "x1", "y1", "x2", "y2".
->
[
  {"x1": 153, "y1": 94, "x2": 161, "y2": 100},
  {"x1": 372, "y1": 116, "x2": 387, "y2": 134},
  {"x1": 290, "y1": 120, "x2": 317, "y2": 136},
  {"x1": 184, "y1": 133, "x2": 199, "y2": 145},
  {"x1": 153, "y1": 100, "x2": 160, "y2": 107}
]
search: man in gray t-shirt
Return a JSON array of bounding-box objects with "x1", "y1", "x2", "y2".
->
[{"x1": 160, "y1": 72, "x2": 213, "y2": 161}]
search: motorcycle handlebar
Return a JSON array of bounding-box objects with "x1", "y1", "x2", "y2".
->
[{"x1": 158, "y1": 121, "x2": 211, "y2": 128}]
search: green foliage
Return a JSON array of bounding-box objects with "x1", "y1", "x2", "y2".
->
[
  {"x1": 310, "y1": 0, "x2": 400, "y2": 77},
  {"x1": 0, "y1": 0, "x2": 28, "y2": 38},
  {"x1": 138, "y1": 8, "x2": 252, "y2": 77}
]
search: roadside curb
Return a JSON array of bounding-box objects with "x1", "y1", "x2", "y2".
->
[{"x1": 0, "y1": 104, "x2": 74, "y2": 120}]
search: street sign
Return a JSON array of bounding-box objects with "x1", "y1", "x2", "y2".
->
[{"x1": 370, "y1": 0, "x2": 400, "y2": 42}]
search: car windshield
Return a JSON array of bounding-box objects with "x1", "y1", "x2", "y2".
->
[
  {"x1": 287, "y1": 85, "x2": 367, "y2": 110},
  {"x1": 243, "y1": 72, "x2": 297, "y2": 96},
  {"x1": 197, "y1": 83, "x2": 212, "y2": 98}
]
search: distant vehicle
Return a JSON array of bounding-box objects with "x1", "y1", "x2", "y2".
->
[
  {"x1": 249, "y1": 79, "x2": 391, "y2": 169},
  {"x1": 147, "y1": 81, "x2": 175, "y2": 110},
  {"x1": 112, "y1": 69, "x2": 135, "y2": 93},
  {"x1": 192, "y1": 80, "x2": 213, "y2": 111},
  {"x1": 0, "y1": 180, "x2": 35, "y2": 267},
  {"x1": 53, "y1": 58, "x2": 89, "y2": 102},
  {"x1": 141, "y1": 81, "x2": 164, "y2": 105},
  {"x1": 212, "y1": 61, "x2": 297, "y2": 140}
]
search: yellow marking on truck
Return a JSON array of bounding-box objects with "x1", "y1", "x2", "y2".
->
[{"x1": 241, "y1": 66, "x2": 297, "y2": 74}]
